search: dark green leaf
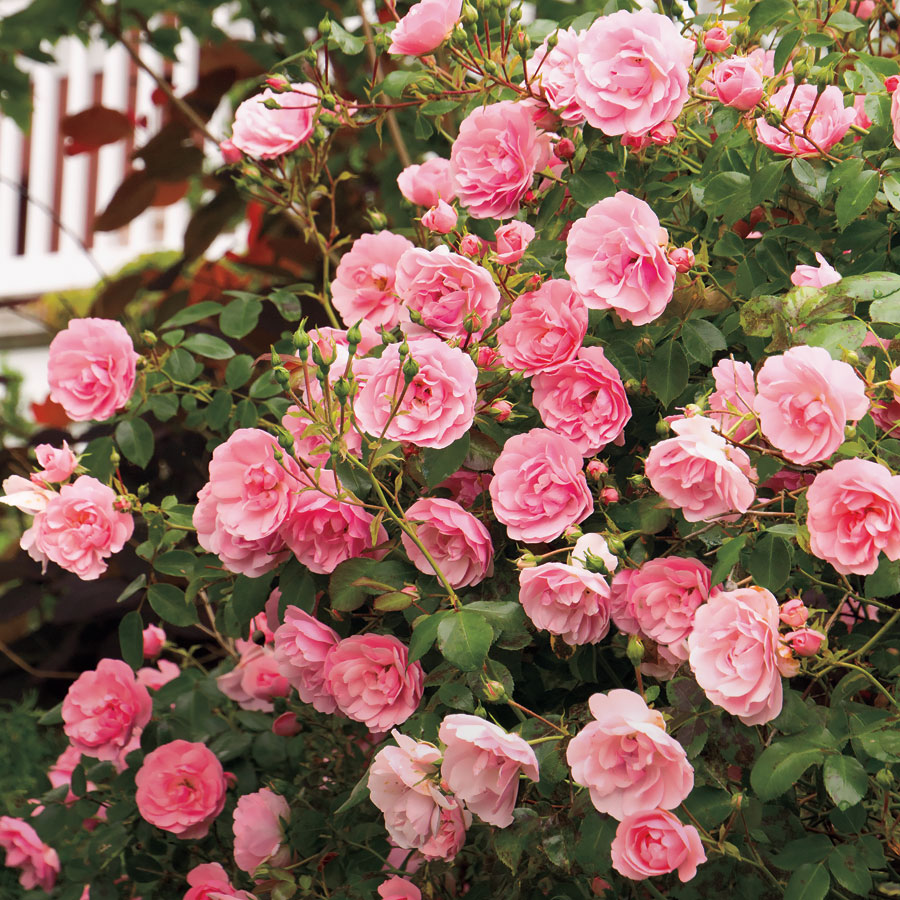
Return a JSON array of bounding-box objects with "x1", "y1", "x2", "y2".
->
[
  {"x1": 828, "y1": 844, "x2": 873, "y2": 896},
  {"x1": 835, "y1": 170, "x2": 880, "y2": 230},
  {"x1": 567, "y1": 170, "x2": 616, "y2": 207},
  {"x1": 163, "y1": 347, "x2": 202, "y2": 382},
  {"x1": 784, "y1": 861, "x2": 830, "y2": 900},
  {"x1": 750, "y1": 730, "x2": 838, "y2": 801},
  {"x1": 865, "y1": 557, "x2": 900, "y2": 598},
  {"x1": 422, "y1": 434, "x2": 471, "y2": 488},
  {"x1": 147, "y1": 583, "x2": 199, "y2": 627},
  {"x1": 703, "y1": 171, "x2": 753, "y2": 224},
  {"x1": 153, "y1": 550, "x2": 196, "y2": 579},
  {"x1": 329, "y1": 20, "x2": 365, "y2": 55},
  {"x1": 752, "y1": 159, "x2": 789, "y2": 204},
  {"x1": 749, "y1": 0, "x2": 796, "y2": 30},
  {"x1": 682, "y1": 319, "x2": 727, "y2": 366},
  {"x1": 334, "y1": 769, "x2": 371, "y2": 815},
  {"x1": 647, "y1": 341, "x2": 689, "y2": 406},
  {"x1": 118, "y1": 610, "x2": 144, "y2": 669},
  {"x1": 773, "y1": 29, "x2": 802, "y2": 79},
  {"x1": 748, "y1": 533, "x2": 792, "y2": 592},
  {"x1": 220, "y1": 296, "x2": 262, "y2": 339},
  {"x1": 823, "y1": 755, "x2": 868, "y2": 810},
  {"x1": 232, "y1": 573, "x2": 275, "y2": 629},
  {"x1": 329, "y1": 558, "x2": 413, "y2": 611},
  {"x1": 115, "y1": 418, "x2": 154, "y2": 468},
  {"x1": 225, "y1": 354, "x2": 255, "y2": 389},
  {"x1": 409, "y1": 612, "x2": 447, "y2": 663},
  {"x1": 181, "y1": 333, "x2": 235, "y2": 359},
  {"x1": 573, "y1": 812, "x2": 616, "y2": 875},
  {"x1": 160, "y1": 301, "x2": 223, "y2": 330},
  {"x1": 437, "y1": 609, "x2": 494, "y2": 671},
  {"x1": 711, "y1": 534, "x2": 750, "y2": 585},
  {"x1": 205, "y1": 389, "x2": 233, "y2": 430},
  {"x1": 116, "y1": 574, "x2": 147, "y2": 604}
]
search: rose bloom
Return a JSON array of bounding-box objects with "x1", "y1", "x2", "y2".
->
[
  {"x1": 282, "y1": 404, "x2": 363, "y2": 465},
  {"x1": 194, "y1": 483, "x2": 289, "y2": 578},
  {"x1": 712, "y1": 57, "x2": 764, "y2": 111},
  {"x1": 708, "y1": 359, "x2": 757, "y2": 442},
  {"x1": 394, "y1": 246, "x2": 500, "y2": 339},
  {"x1": 532, "y1": 346, "x2": 632, "y2": 456},
  {"x1": 688, "y1": 586, "x2": 789, "y2": 725},
  {"x1": 566, "y1": 690, "x2": 693, "y2": 820},
  {"x1": 135, "y1": 740, "x2": 227, "y2": 839},
  {"x1": 274, "y1": 605, "x2": 340, "y2": 714},
  {"x1": 519, "y1": 562, "x2": 612, "y2": 646},
  {"x1": 354, "y1": 338, "x2": 477, "y2": 449},
  {"x1": 779, "y1": 598, "x2": 809, "y2": 628},
  {"x1": 0, "y1": 816, "x2": 59, "y2": 892},
  {"x1": 1, "y1": 474, "x2": 54, "y2": 515},
  {"x1": 230, "y1": 83, "x2": 317, "y2": 159},
  {"x1": 324, "y1": 634, "x2": 424, "y2": 732},
  {"x1": 48, "y1": 317, "x2": 138, "y2": 421},
  {"x1": 754, "y1": 345, "x2": 868, "y2": 465},
  {"x1": 388, "y1": 0, "x2": 462, "y2": 56},
  {"x1": 62, "y1": 657, "x2": 152, "y2": 765},
  {"x1": 806, "y1": 458, "x2": 900, "y2": 575},
  {"x1": 401, "y1": 497, "x2": 494, "y2": 588},
  {"x1": 142, "y1": 623, "x2": 165, "y2": 659},
  {"x1": 439, "y1": 714, "x2": 539, "y2": 827},
  {"x1": 528, "y1": 28, "x2": 587, "y2": 125},
  {"x1": 704, "y1": 26, "x2": 731, "y2": 53},
  {"x1": 497, "y1": 279, "x2": 587, "y2": 376},
  {"x1": 33, "y1": 441, "x2": 77, "y2": 482},
  {"x1": 421, "y1": 199, "x2": 457, "y2": 234},
  {"x1": 22, "y1": 475, "x2": 134, "y2": 581},
  {"x1": 184, "y1": 862, "x2": 255, "y2": 900},
  {"x1": 490, "y1": 428, "x2": 594, "y2": 543},
  {"x1": 233, "y1": 788, "x2": 292, "y2": 874},
  {"x1": 791, "y1": 252, "x2": 841, "y2": 288},
  {"x1": 645, "y1": 416, "x2": 756, "y2": 522},
  {"x1": 785, "y1": 627, "x2": 826, "y2": 657},
  {"x1": 437, "y1": 469, "x2": 493, "y2": 507},
  {"x1": 137, "y1": 658, "x2": 180, "y2": 691},
  {"x1": 893, "y1": 88, "x2": 900, "y2": 152},
  {"x1": 667, "y1": 247, "x2": 694, "y2": 272},
  {"x1": 573, "y1": 9, "x2": 694, "y2": 137},
  {"x1": 756, "y1": 84, "x2": 855, "y2": 157},
  {"x1": 217, "y1": 640, "x2": 289, "y2": 713},
  {"x1": 565, "y1": 192, "x2": 676, "y2": 326},
  {"x1": 494, "y1": 221, "x2": 535, "y2": 265},
  {"x1": 611, "y1": 809, "x2": 706, "y2": 882},
  {"x1": 331, "y1": 231, "x2": 414, "y2": 329},
  {"x1": 379, "y1": 876, "x2": 422, "y2": 900},
  {"x1": 397, "y1": 157, "x2": 456, "y2": 207},
  {"x1": 450, "y1": 100, "x2": 553, "y2": 219}
]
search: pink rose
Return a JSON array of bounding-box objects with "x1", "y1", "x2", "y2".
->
[
  {"x1": 565, "y1": 192, "x2": 675, "y2": 326},
  {"x1": 806, "y1": 458, "x2": 900, "y2": 575},
  {"x1": 394, "y1": 246, "x2": 500, "y2": 339},
  {"x1": 439, "y1": 714, "x2": 539, "y2": 827},
  {"x1": 708, "y1": 359, "x2": 757, "y2": 442},
  {"x1": 839, "y1": 597, "x2": 880, "y2": 632},
  {"x1": 274, "y1": 605, "x2": 340, "y2": 714},
  {"x1": 135, "y1": 740, "x2": 227, "y2": 839},
  {"x1": 611, "y1": 809, "x2": 706, "y2": 882},
  {"x1": 756, "y1": 84, "x2": 855, "y2": 157},
  {"x1": 421, "y1": 199, "x2": 458, "y2": 234},
  {"x1": 754, "y1": 345, "x2": 868, "y2": 465},
  {"x1": 853, "y1": 94, "x2": 872, "y2": 131},
  {"x1": 62, "y1": 658, "x2": 152, "y2": 765},
  {"x1": 667, "y1": 247, "x2": 695, "y2": 272},
  {"x1": 233, "y1": 788, "x2": 292, "y2": 874},
  {"x1": 779, "y1": 598, "x2": 809, "y2": 628},
  {"x1": 217, "y1": 641, "x2": 289, "y2": 712},
  {"x1": 645, "y1": 416, "x2": 756, "y2": 522},
  {"x1": 379, "y1": 876, "x2": 422, "y2": 900},
  {"x1": 22, "y1": 475, "x2": 133, "y2": 580},
  {"x1": 785, "y1": 628, "x2": 825, "y2": 657},
  {"x1": 712, "y1": 57, "x2": 764, "y2": 111},
  {"x1": 450, "y1": 100, "x2": 553, "y2": 219},
  {"x1": 230, "y1": 83, "x2": 317, "y2": 159},
  {"x1": 571, "y1": 533, "x2": 619, "y2": 574},
  {"x1": 48, "y1": 318, "x2": 138, "y2": 421},
  {"x1": 493, "y1": 221, "x2": 535, "y2": 264},
  {"x1": 790, "y1": 252, "x2": 842, "y2": 287},
  {"x1": 401, "y1": 497, "x2": 494, "y2": 588},
  {"x1": 219, "y1": 138, "x2": 242, "y2": 163},
  {"x1": 354, "y1": 337, "x2": 477, "y2": 449},
  {"x1": 703, "y1": 27, "x2": 731, "y2": 53},
  {"x1": 34, "y1": 441, "x2": 77, "y2": 482},
  {"x1": 527, "y1": 28, "x2": 586, "y2": 125},
  {"x1": 331, "y1": 231, "x2": 415, "y2": 329},
  {"x1": 459, "y1": 233, "x2": 488, "y2": 257},
  {"x1": 184, "y1": 863, "x2": 255, "y2": 900},
  {"x1": 282, "y1": 405, "x2": 362, "y2": 465},
  {"x1": 565, "y1": 690, "x2": 693, "y2": 819},
  {"x1": 531, "y1": 346, "x2": 631, "y2": 456},
  {"x1": 496, "y1": 279, "x2": 587, "y2": 377},
  {"x1": 893, "y1": 86, "x2": 900, "y2": 151},
  {"x1": 397, "y1": 157, "x2": 456, "y2": 207},
  {"x1": 1, "y1": 474, "x2": 54, "y2": 514},
  {"x1": 490, "y1": 428, "x2": 594, "y2": 543},
  {"x1": 436, "y1": 469, "x2": 493, "y2": 507},
  {"x1": 850, "y1": 0, "x2": 876, "y2": 16},
  {"x1": 688, "y1": 587, "x2": 787, "y2": 724},
  {"x1": 137, "y1": 659, "x2": 180, "y2": 691},
  {"x1": 572, "y1": 10, "x2": 693, "y2": 137},
  {"x1": 142, "y1": 623, "x2": 166, "y2": 659},
  {"x1": 324, "y1": 634, "x2": 424, "y2": 731},
  {"x1": 518, "y1": 562, "x2": 612, "y2": 645},
  {"x1": 0, "y1": 816, "x2": 59, "y2": 892},
  {"x1": 388, "y1": 0, "x2": 462, "y2": 56}
]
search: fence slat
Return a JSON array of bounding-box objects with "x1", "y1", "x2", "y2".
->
[
  {"x1": 0, "y1": 115, "x2": 24, "y2": 258},
  {"x1": 58, "y1": 39, "x2": 91, "y2": 257},
  {"x1": 23, "y1": 65, "x2": 60, "y2": 257}
]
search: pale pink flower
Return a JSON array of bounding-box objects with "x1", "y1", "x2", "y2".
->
[
  {"x1": 667, "y1": 247, "x2": 695, "y2": 272},
  {"x1": 572, "y1": 10, "x2": 693, "y2": 137},
  {"x1": 439, "y1": 714, "x2": 539, "y2": 827},
  {"x1": 450, "y1": 100, "x2": 553, "y2": 219},
  {"x1": 273, "y1": 606, "x2": 340, "y2": 714},
  {"x1": 331, "y1": 231, "x2": 414, "y2": 329},
  {"x1": 893, "y1": 87, "x2": 900, "y2": 151},
  {"x1": 217, "y1": 641, "x2": 289, "y2": 712},
  {"x1": 436, "y1": 469, "x2": 493, "y2": 507},
  {"x1": 379, "y1": 876, "x2": 422, "y2": 900},
  {"x1": 565, "y1": 192, "x2": 675, "y2": 326},
  {"x1": 712, "y1": 57, "x2": 765, "y2": 111},
  {"x1": 1, "y1": 475, "x2": 54, "y2": 514},
  {"x1": 518, "y1": 562, "x2": 612, "y2": 645},
  {"x1": 703, "y1": 27, "x2": 731, "y2": 53},
  {"x1": 135, "y1": 740, "x2": 227, "y2": 840},
  {"x1": 421, "y1": 199, "x2": 458, "y2": 234},
  {"x1": 527, "y1": 28, "x2": 586, "y2": 125},
  {"x1": 571, "y1": 533, "x2": 619, "y2": 575},
  {"x1": 850, "y1": 0, "x2": 876, "y2": 16},
  {"x1": 388, "y1": 0, "x2": 463, "y2": 56},
  {"x1": 688, "y1": 587, "x2": 787, "y2": 725},
  {"x1": 0, "y1": 816, "x2": 59, "y2": 892},
  {"x1": 136, "y1": 659, "x2": 180, "y2": 691},
  {"x1": 779, "y1": 598, "x2": 809, "y2": 628},
  {"x1": 785, "y1": 628, "x2": 825, "y2": 657},
  {"x1": 754, "y1": 345, "x2": 868, "y2": 465},
  {"x1": 531, "y1": 346, "x2": 631, "y2": 456},
  {"x1": 790, "y1": 252, "x2": 842, "y2": 287},
  {"x1": 142, "y1": 623, "x2": 166, "y2": 658},
  {"x1": 219, "y1": 139, "x2": 242, "y2": 163},
  {"x1": 839, "y1": 597, "x2": 880, "y2": 632},
  {"x1": 184, "y1": 862, "x2": 255, "y2": 900},
  {"x1": 230, "y1": 83, "x2": 317, "y2": 159},
  {"x1": 493, "y1": 221, "x2": 535, "y2": 264},
  {"x1": 806, "y1": 458, "x2": 900, "y2": 575},
  {"x1": 48, "y1": 318, "x2": 138, "y2": 421},
  {"x1": 566, "y1": 690, "x2": 693, "y2": 820},
  {"x1": 33, "y1": 442, "x2": 77, "y2": 482},
  {"x1": 708, "y1": 359, "x2": 757, "y2": 441},
  {"x1": 611, "y1": 809, "x2": 706, "y2": 882},
  {"x1": 490, "y1": 428, "x2": 593, "y2": 543},
  {"x1": 397, "y1": 157, "x2": 455, "y2": 207},
  {"x1": 233, "y1": 788, "x2": 292, "y2": 874},
  {"x1": 756, "y1": 84, "x2": 855, "y2": 157},
  {"x1": 281, "y1": 405, "x2": 363, "y2": 465},
  {"x1": 496, "y1": 279, "x2": 587, "y2": 377},
  {"x1": 853, "y1": 94, "x2": 872, "y2": 130},
  {"x1": 401, "y1": 497, "x2": 493, "y2": 588}
]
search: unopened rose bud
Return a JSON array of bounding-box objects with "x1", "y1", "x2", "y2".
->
[
  {"x1": 509, "y1": 4, "x2": 522, "y2": 22},
  {"x1": 667, "y1": 247, "x2": 695, "y2": 272},
  {"x1": 635, "y1": 336, "x2": 654, "y2": 357},
  {"x1": 366, "y1": 209, "x2": 388, "y2": 230},
  {"x1": 262, "y1": 97, "x2": 283, "y2": 110},
  {"x1": 272, "y1": 712, "x2": 302, "y2": 737},
  {"x1": 845, "y1": 423, "x2": 857, "y2": 440},
  {"x1": 277, "y1": 431, "x2": 295, "y2": 451},
  {"x1": 563, "y1": 524, "x2": 583, "y2": 542},
  {"x1": 110, "y1": 448, "x2": 121, "y2": 466},
  {"x1": 140, "y1": 330, "x2": 158, "y2": 346},
  {"x1": 273, "y1": 366, "x2": 291, "y2": 386},
  {"x1": 546, "y1": 30, "x2": 559, "y2": 49},
  {"x1": 732, "y1": 23, "x2": 750, "y2": 46},
  {"x1": 477, "y1": 346, "x2": 499, "y2": 368},
  {"x1": 516, "y1": 551, "x2": 537, "y2": 569},
  {"x1": 459, "y1": 233, "x2": 487, "y2": 257},
  {"x1": 600, "y1": 487, "x2": 620, "y2": 504},
  {"x1": 293, "y1": 327, "x2": 310, "y2": 353},
  {"x1": 265, "y1": 74, "x2": 291, "y2": 92},
  {"x1": 318, "y1": 17, "x2": 331, "y2": 35},
  {"x1": 137, "y1": 483, "x2": 150, "y2": 499},
  {"x1": 623, "y1": 378, "x2": 641, "y2": 394},
  {"x1": 786, "y1": 628, "x2": 826, "y2": 657},
  {"x1": 604, "y1": 534, "x2": 626, "y2": 556},
  {"x1": 779, "y1": 598, "x2": 809, "y2": 628},
  {"x1": 219, "y1": 138, "x2": 242, "y2": 163},
  {"x1": 403, "y1": 356, "x2": 419, "y2": 382},
  {"x1": 142, "y1": 623, "x2": 165, "y2": 659},
  {"x1": 763, "y1": 106, "x2": 784, "y2": 127},
  {"x1": 556, "y1": 137, "x2": 575, "y2": 160},
  {"x1": 482, "y1": 678, "x2": 508, "y2": 701},
  {"x1": 421, "y1": 199, "x2": 458, "y2": 234},
  {"x1": 113, "y1": 494, "x2": 134, "y2": 513},
  {"x1": 586, "y1": 460, "x2": 608, "y2": 480},
  {"x1": 730, "y1": 791, "x2": 744, "y2": 809},
  {"x1": 462, "y1": 3, "x2": 478, "y2": 25},
  {"x1": 876, "y1": 767, "x2": 895, "y2": 788},
  {"x1": 333, "y1": 377, "x2": 352, "y2": 403},
  {"x1": 463, "y1": 312, "x2": 483, "y2": 334},
  {"x1": 224, "y1": 771, "x2": 239, "y2": 789},
  {"x1": 655, "y1": 419, "x2": 670, "y2": 437},
  {"x1": 626, "y1": 635, "x2": 645, "y2": 667},
  {"x1": 649, "y1": 122, "x2": 676, "y2": 145},
  {"x1": 887, "y1": 75, "x2": 900, "y2": 94},
  {"x1": 346, "y1": 322, "x2": 362, "y2": 348},
  {"x1": 621, "y1": 133, "x2": 651, "y2": 151},
  {"x1": 703, "y1": 26, "x2": 731, "y2": 53},
  {"x1": 489, "y1": 399, "x2": 513, "y2": 421},
  {"x1": 397, "y1": 341, "x2": 410, "y2": 357}
]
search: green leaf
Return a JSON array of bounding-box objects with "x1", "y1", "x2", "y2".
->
[
  {"x1": 748, "y1": 533, "x2": 792, "y2": 592},
  {"x1": 751, "y1": 159, "x2": 789, "y2": 204},
  {"x1": 225, "y1": 354, "x2": 255, "y2": 389},
  {"x1": 682, "y1": 786, "x2": 733, "y2": 830},
  {"x1": 220, "y1": 296, "x2": 262, "y2": 339},
  {"x1": 232, "y1": 573, "x2": 275, "y2": 629},
  {"x1": 437, "y1": 609, "x2": 494, "y2": 671},
  {"x1": 116, "y1": 574, "x2": 147, "y2": 604},
  {"x1": 115, "y1": 418, "x2": 155, "y2": 468},
  {"x1": 153, "y1": 550, "x2": 196, "y2": 579},
  {"x1": 436, "y1": 682, "x2": 475, "y2": 712},
  {"x1": 573, "y1": 812, "x2": 616, "y2": 875},
  {"x1": 784, "y1": 861, "x2": 830, "y2": 900},
  {"x1": 38, "y1": 702, "x2": 63, "y2": 726},
  {"x1": 334, "y1": 769, "x2": 371, "y2": 815},
  {"x1": 883, "y1": 174, "x2": 900, "y2": 211},
  {"x1": 181, "y1": 333, "x2": 235, "y2": 359},
  {"x1": 647, "y1": 341, "x2": 689, "y2": 406},
  {"x1": 329, "y1": 558, "x2": 413, "y2": 611},
  {"x1": 408, "y1": 612, "x2": 447, "y2": 663},
  {"x1": 773, "y1": 29, "x2": 802, "y2": 80},
  {"x1": 865, "y1": 557, "x2": 900, "y2": 598},
  {"x1": 835, "y1": 170, "x2": 880, "y2": 230},
  {"x1": 378, "y1": 70, "x2": 419, "y2": 98},
  {"x1": 329, "y1": 20, "x2": 365, "y2": 55},
  {"x1": 118, "y1": 610, "x2": 144, "y2": 669},
  {"x1": 828, "y1": 845, "x2": 873, "y2": 896},
  {"x1": 268, "y1": 288, "x2": 304, "y2": 321},
  {"x1": 160, "y1": 301, "x2": 223, "y2": 330},
  {"x1": 205, "y1": 389, "x2": 233, "y2": 431},
  {"x1": 750, "y1": 731, "x2": 837, "y2": 801},
  {"x1": 421, "y1": 434, "x2": 471, "y2": 488},
  {"x1": 749, "y1": 0, "x2": 796, "y2": 30},
  {"x1": 703, "y1": 171, "x2": 753, "y2": 224},
  {"x1": 419, "y1": 99, "x2": 459, "y2": 115},
  {"x1": 567, "y1": 170, "x2": 616, "y2": 207},
  {"x1": 711, "y1": 534, "x2": 750, "y2": 585},
  {"x1": 772, "y1": 835, "x2": 835, "y2": 868},
  {"x1": 823, "y1": 755, "x2": 868, "y2": 810},
  {"x1": 148, "y1": 393, "x2": 179, "y2": 422},
  {"x1": 682, "y1": 319, "x2": 727, "y2": 366},
  {"x1": 164, "y1": 347, "x2": 202, "y2": 382},
  {"x1": 148, "y1": 583, "x2": 198, "y2": 626}
]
